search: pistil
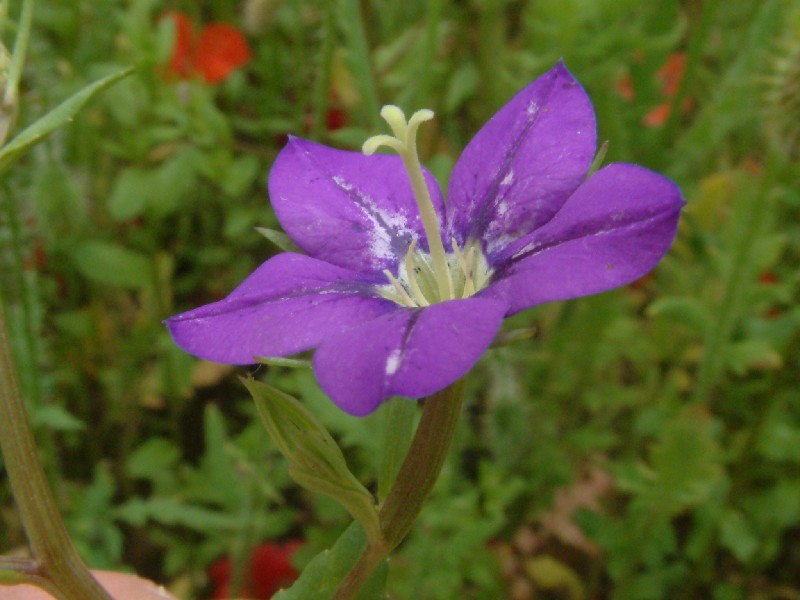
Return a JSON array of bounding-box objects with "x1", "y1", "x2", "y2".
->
[{"x1": 363, "y1": 106, "x2": 453, "y2": 302}]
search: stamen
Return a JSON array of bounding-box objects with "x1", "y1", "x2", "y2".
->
[
  {"x1": 451, "y1": 238, "x2": 477, "y2": 298},
  {"x1": 462, "y1": 245, "x2": 477, "y2": 297},
  {"x1": 471, "y1": 244, "x2": 490, "y2": 293},
  {"x1": 403, "y1": 239, "x2": 430, "y2": 306},
  {"x1": 383, "y1": 269, "x2": 415, "y2": 307},
  {"x1": 451, "y1": 238, "x2": 469, "y2": 274}
]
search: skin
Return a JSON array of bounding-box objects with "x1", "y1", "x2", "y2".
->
[{"x1": 0, "y1": 572, "x2": 177, "y2": 600}]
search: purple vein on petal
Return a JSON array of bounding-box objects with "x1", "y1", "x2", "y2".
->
[
  {"x1": 465, "y1": 83, "x2": 552, "y2": 242},
  {"x1": 446, "y1": 63, "x2": 597, "y2": 258},
  {"x1": 270, "y1": 138, "x2": 444, "y2": 276}
]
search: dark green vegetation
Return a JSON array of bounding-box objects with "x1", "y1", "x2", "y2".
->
[{"x1": 1, "y1": 1, "x2": 799, "y2": 598}]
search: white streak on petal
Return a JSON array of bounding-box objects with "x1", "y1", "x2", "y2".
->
[
  {"x1": 385, "y1": 348, "x2": 402, "y2": 375},
  {"x1": 332, "y1": 175, "x2": 353, "y2": 191}
]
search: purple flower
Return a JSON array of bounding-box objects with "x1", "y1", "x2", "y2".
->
[{"x1": 166, "y1": 63, "x2": 683, "y2": 416}]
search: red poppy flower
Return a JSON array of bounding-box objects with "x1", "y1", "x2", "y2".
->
[
  {"x1": 162, "y1": 11, "x2": 251, "y2": 84},
  {"x1": 208, "y1": 541, "x2": 302, "y2": 599},
  {"x1": 616, "y1": 51, "x2": 694, "y2": 128}
]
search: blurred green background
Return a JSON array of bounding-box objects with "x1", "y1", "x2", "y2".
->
[{"x1": 1, "y1": 1, "x2": 799, "y2": 598}]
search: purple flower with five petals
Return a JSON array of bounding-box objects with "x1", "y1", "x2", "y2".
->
[{"x1": 166, "y1": 63, "x2": 683, "y2": 416}]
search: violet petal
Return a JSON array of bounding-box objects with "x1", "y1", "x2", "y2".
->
[
  {"x1": 446, "y1": 62, "x2": 597, "y2": 258},
  {"x1": 165, "y1": 253, "x2": 395, "y2": 364},
  {"x1": 313, "y1": 298, "x2": 508, "y2": 416},
  {"x1": 482, "y1": 163, "x2": 684, "y2": 314},
  {"x1": 269, "y1": 137, "x2": 445, "y2": 277}
]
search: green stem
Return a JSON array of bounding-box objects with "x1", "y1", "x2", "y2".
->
[
  {"x1": 657, "y1": 0, "x2": 718, "y2": 166},
  {"x1": 338, "y1": 0, "x2": 382, "y2": 129},
  {"x1": 0, "y1": 298, "x2": 112, "y2": 600},
  {"x1": 332, "y1": 380, "x2": 466, "y2": 599},
  {"x1": 475, "y1": 0, "x2": 507, "y2": 118},
  {"x1": 377, "y1": 398, "x2": 416, "y2": 502},
  {"x1": 310, "y1": 0, "x2": 336, "y2": 141},
  {"x1": 1, "y1": 0, "x2": 34, "y2": 146},
  {"x1": 413, "y1": 0, "x2": 445, "y2": 110},
  {"x1": 691, "y1": 154, "x2": 778, "y2": 403}
]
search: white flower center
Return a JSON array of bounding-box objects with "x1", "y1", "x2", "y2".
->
[
  {"x1": 363, "y1": 106, "x2": 493, "y2": 307},
  {"x1": 377, "y1": 238, "x2": 493, "y2": 308}
]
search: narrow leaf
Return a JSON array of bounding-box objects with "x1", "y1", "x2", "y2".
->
[
  {"x1": 254, "y1": 227, "x2": 301, "y2": 252},
  {"x1": 0, "y1": 68, "x2": 134, "y2": 173},
  {"x1": 69, "y1": 241, "x2": 153, "y2": 289},
  {"x1": 255, "y1": 355, "x2": 312, "y2": 369}
]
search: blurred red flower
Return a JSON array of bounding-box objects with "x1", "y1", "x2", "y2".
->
[
  {"x1": 162, "y1": 11, "x2": 251, "y2": 84},
  {"x1": 208, "y1": 541, "x2": 302, "y2": 599},
  {"x1": 616, "y1": 51, "x2": 694, "y2": 128}
]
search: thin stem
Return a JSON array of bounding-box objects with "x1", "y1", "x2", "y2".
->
[
  {"x1": 338, "y1": 0, "x2": 382, "y2": 130},
  {"x1": 332, "y1": 381, "x2": 466, "y2": 599},
  {"x1": 379, "y1": 380, "x2": 465, "y2": 547},
  {"x1": 331, "y1": 541, "x2": 387, "y2": 600},
  {"x1": 1, "y1": 0, "x2": 34, "y2": 146},
  {"x1": 691, "y1": 154, "x2": 778, "y2": 403},
  {"x1": 0, "y1": 298, "x2": 112, "y2": 600},
  {"x1": 310, "y1": 0, "x2": 336, "y2": 141},
  {"x1": 658, "y1": 0, "x2": 719, "y2": 159}
]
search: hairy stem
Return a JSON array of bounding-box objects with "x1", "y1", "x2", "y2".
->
[
  {"x1": 332, "y1": 380, "x2": 466, "y2": 599},
  {"x1": 0, "y1": 298, "x2": 111, "y2": 600}
]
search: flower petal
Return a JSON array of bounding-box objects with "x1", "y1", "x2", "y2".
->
[
  {"x1": 195, "y1": 23, "x2": 251, "y2": 84},
  {"x1": 446, "y1": 62, "x2": 597, "y2": 258},
  {"x1": 313, "y1": 298, "x2": 507, "y2": 416},
  {"x1": 482, "y1": 163, "x2": 684, "y2": 314},
  {"x1": 165, "y1": 253, "x2": 395, "y2": 364},
  {"x1": 162, "y1": 11, "x2": 195, "y2": 79},
  {"x1": 269, "y1": 138, "x2": 445, "y2": 277}
]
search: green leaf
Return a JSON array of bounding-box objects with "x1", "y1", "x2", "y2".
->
[
  {"x1": 444, "y1": 62, "x2": 478, "y2": 113},
  {"x1": 0, "y1": 67, "x2": 134, "y2": 173},
  {"x1": 0, "y1": 0, "x2": 34, "y2": 146},
  {"x1": 108, "y1": 149, "x2": 198, "y2": 221},
  {"x1": 69, "y1": 241, "x2": 153, "y2": 289},
  {"x1": 273, "y1": 521, "x2": 387, "y2": 600},
  {"x1": 524, "y1": 555, "x2": 585, "y2": 599},
  {"x1": 107, "y1": 167, "x2": 151, "y2": 221},
  {"x1": 116, "y1": 497, "x2": 240, "y2": 531},
  {"x1": 627, "y1": 409, "x2": 725, "y2": 518},
  {"x1": 126, "y1": 438, "x2": 181, "y2": 484},
  {"x1": 31, "y1": 405, "x2": 85, "y2": 432},
  {"x1": 647, "y1": 296, "x2": 712, "y2": 335},
  {"x1": 147, "y1": 148, "x2": 199, "y2": 218},
  {"x1": 220, "y1": 154, "x2": 259, "y2": 197},
  {"x1": 244, "y1": 378, "x2": 381, "y2": 543},
  {"x1": 724, "y1": 339, "x2": 782, "y2": 375},
  {"x1": 254, "y1": 227, "x2": 301, "y2": 252},
  {"x1": 255, "y1": 356, "x2": 312, "y2": 369},
  {"x1": 756, "y1": 406, "x2": 800, "y2": 463},
  {"x1": 718, "y1": 509, "x2": 759, "y2": 563}
]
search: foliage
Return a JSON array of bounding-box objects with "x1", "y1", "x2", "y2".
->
[{"x1": 1, "y1": 0, "x2": 799, "y2": 598}]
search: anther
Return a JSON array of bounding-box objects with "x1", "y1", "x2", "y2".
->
[
  {"x1": 383, "y1": 269, "x2": 415, "y2": 307},
  {"x1": 403, "y1": 239, "x2": 430, "y2": 306}
]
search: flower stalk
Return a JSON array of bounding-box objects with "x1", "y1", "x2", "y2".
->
[
  {"x1": 332, "y1": 380, "x2": 465, "y2": 599},
  {"x1": 0, "y1": 297, "x2": 112, "y2": 600}
]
